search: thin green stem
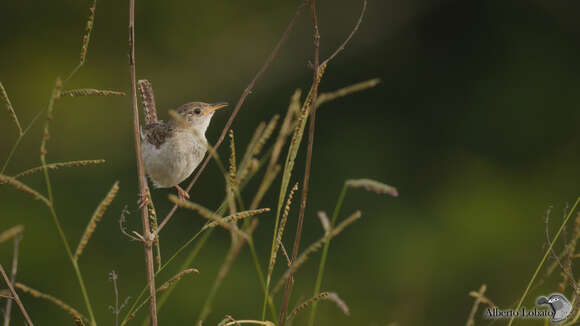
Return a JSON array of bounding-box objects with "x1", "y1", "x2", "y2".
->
[
  {"x1": 44, "y1": 185, "x2": 96, "y2": 325},
  {"x1": 39, "y1": 79, "x2": 96, "y2": 325},
  {"x1": 308, "y1": 183, "x2": 348, "y2": 326},
  {"x1": 507, "y1": 197, "x2": 580, "y2": 326},
  {"x1": 1, "y1": 107, "x2": 46, "y2": 174},
  {"x1": 1, "y1": 136, "x2": 23, "y2": 174},
  {"x1": 248, "y1": 239, "x2": 278, "y2": 321}
]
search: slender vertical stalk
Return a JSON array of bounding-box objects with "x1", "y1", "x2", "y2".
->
[
  {"x1": 0, "y1": 264, "x2": 33, "y2": 326},
  {"x1": 308, "y1": 184, "x2": 348, "y2": 326},
  {"x1": 128, "y1": 0, "x2": 158, "y2": 325},
  {"x1": 278, "y1": 1, "x2": 321, "y2": 324},
  {"x1": 3, "y1": 234, "x2": 21, "y2": 326},
  {"x1": 110, "y1": 271, "x2": 120, "y2": 326}
]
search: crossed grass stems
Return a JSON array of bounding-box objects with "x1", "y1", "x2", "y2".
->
[
  {"x1": 462, "y1": 200, "x2": 580, "y2": 326},
  {"x1": 0, "y1": 0, "x2": 402, "y2": 325}
]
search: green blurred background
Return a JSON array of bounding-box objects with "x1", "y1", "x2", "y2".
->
[{"x1": 2, "y1": 0, "x2": 580, "y2": 325}]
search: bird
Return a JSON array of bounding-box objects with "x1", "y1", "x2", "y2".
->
[
  {"x1": 138, "y1": 79, "x2": 227, "y2": 201},
  {"x1": 537, "y1": 293, "x2": 572, "y2": 322}
]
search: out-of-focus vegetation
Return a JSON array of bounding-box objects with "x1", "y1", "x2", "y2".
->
[{"x1": 2, "y1": 1, "x2": 580, "y2": 325}]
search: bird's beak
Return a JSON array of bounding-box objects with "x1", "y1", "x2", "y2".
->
[{"x1": 202, "y1": 102, "x2": 228, "y2": 116}]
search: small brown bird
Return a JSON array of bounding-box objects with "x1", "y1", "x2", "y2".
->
[{"x1": 138, "y1": 80, "x2": 227, "y2": 200}]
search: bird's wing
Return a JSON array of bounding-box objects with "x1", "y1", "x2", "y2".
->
[
  {"x1": 142, "y1": 122, "x2": 174, "y2": 149},
  {"x1": 138, "y1": 79, "x2": 158, "y2": 124}
]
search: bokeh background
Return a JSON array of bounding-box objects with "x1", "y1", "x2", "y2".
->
[{"x1": 2, "y1": 0, "x2": 580, "y2": 325}]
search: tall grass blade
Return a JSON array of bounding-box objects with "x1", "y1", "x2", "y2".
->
[
  {"x1": 74, "y1": 181, "x2": 120, "y2": 260},
  {"x1": 507, "y1": 197, "x2": 580, "y2": 326}
]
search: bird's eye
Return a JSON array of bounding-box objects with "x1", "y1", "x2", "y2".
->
[{"x1": 194, "y1": 108, "x2": 202, "y2": 114}]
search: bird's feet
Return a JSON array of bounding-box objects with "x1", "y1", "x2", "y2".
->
[
  {"x1": 175, "y1": 185, "x2": 190, "y2": 201},
  {"x1": 138, "y1": 192, "x2": 151, "y2": 210}
]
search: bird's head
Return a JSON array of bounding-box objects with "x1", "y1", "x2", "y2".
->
[
  {"x1": 172, "y1": 101, "x2": 228, "y2": 133},
  {"x1": 548, "y1": 295, "x2": 563, "y2": 304}
]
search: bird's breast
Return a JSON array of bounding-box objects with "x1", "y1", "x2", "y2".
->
[{"x1": 142, "y1": 131, "x2": 207, "y2": 188}]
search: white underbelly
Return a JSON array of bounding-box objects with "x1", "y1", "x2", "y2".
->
[{"x1": 142, "y1": 132, "x2": 206, "y2": 188}]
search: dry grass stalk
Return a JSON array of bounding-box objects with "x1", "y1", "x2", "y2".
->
[
  {"x1": 543, "y1": 207, "x2": 580, "y2": 299},
  {"x1": 0, "y1": 175, "x2": 50, "y2": 206},
  {"x1": 15, "y1": 282, "x2": 87, "y2": 324},
  {"x1": 168, "y1": 195, "x2": 250, "y2": 240},
  {"x1": 0, "y1": 225, "x2": 24, "y2": 244},
  {"x1": 286, "y1": 291, "x2": 349, "y2": 322},
  {"x1": 0, "y1": 267, "x2": 33, "y2": 326},
  {"x1": 40, "y1": 77, "x2": 63, "y2": 159},
  {"x1": 108, "y1": 271, "x2": 120, "y2": 326},
  {"x1": 279, "y1": 242, "x2": 292, "y2": 267},
  {"x1": 228, "y1": 130, "x2": 237, "y2": 186},
  {"x1": 466, "y1": 284, "x2": 491, "y2": 326},
  {"x1": 316, "y1": 78, "x2": 381, "y2": 108},
  {"x1": 3, "y1": 233, "x2": 22, "y2": 326},
  {"x1": 74, "y1": 181, "x2": 120, "y2": 260},
  {"x1": 203, "y1": 208, "x2": 271, "y2": 230},
  {"x1": 272, "y1": 210, "x2": 362, "y2": 295},
  {"x1": 13, "y1": 159, "x2": 106, "y2": 179},
  {"x1": 157, "y1": 268, "x2": 199, "y2": 292},
  {"x1": 545, "y1": 212, "x2": 580, "y2": 277},
  {"x1": 227, "y1": 130, "x2": 238, "y2": 214},
  {"x1": 220, "y1": 315, "x2": 240, "y2": 326},
  {"x1": 220, "y1": 321, "x2": 275, "y2": 326},
  {"x1": 74, "y1": 316, "x2": 86, "y2": 326},
  {"x1": 0, "y1": 82, "x2": 23, "y2": 136},
  {"x1": 64, "y1": 0, "x2": 96, "y2": 82},
  {"x1": 253, "y1": 115, "x2": 279, "y2": 156},
  {"x1": 79, "y1": 0, "x2": 96, "y2": 65},
  {"x1": 286, "y1": 4, "x2": 324, "y2": 318},
  {"x1": 468, "y1": 289, "x2": 495, "y2": 308},
  {"x1": 317, "y1": 211, "x2": 330, "y2": 234},
  {"x1": 60, "y1": 89, "x2": 126, "y2": 97},
  {"x1": 277, "y1": 97, "x2": 310, "y2": 214},
  {"x1": 128, "y1": 0, "x2": 158, "y2": 323},
  {"x1": 326, "y1": 292, "x2": 350, "y2": 316},
  {"x1": 218, "y1": 315, "x2": 239, "y2": 326},
  {"x1": 268, "y1": 90, "x2": 301, "y2": 172},
  {"x1": 346, "y1": 178, "x2": 399, "y2": 197},
  {"x1": 268, "y1": 183, "x2": 299, "y2": 278},
  {"x1": 137, "y1": 79, "x2": 157, "y2": 124},
  {"x1": 127, "y1": 266, "x2": 201, "y2": 323},
  {"x1": 278, "y1": 60, "x2": 329, "y2": 324}
]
